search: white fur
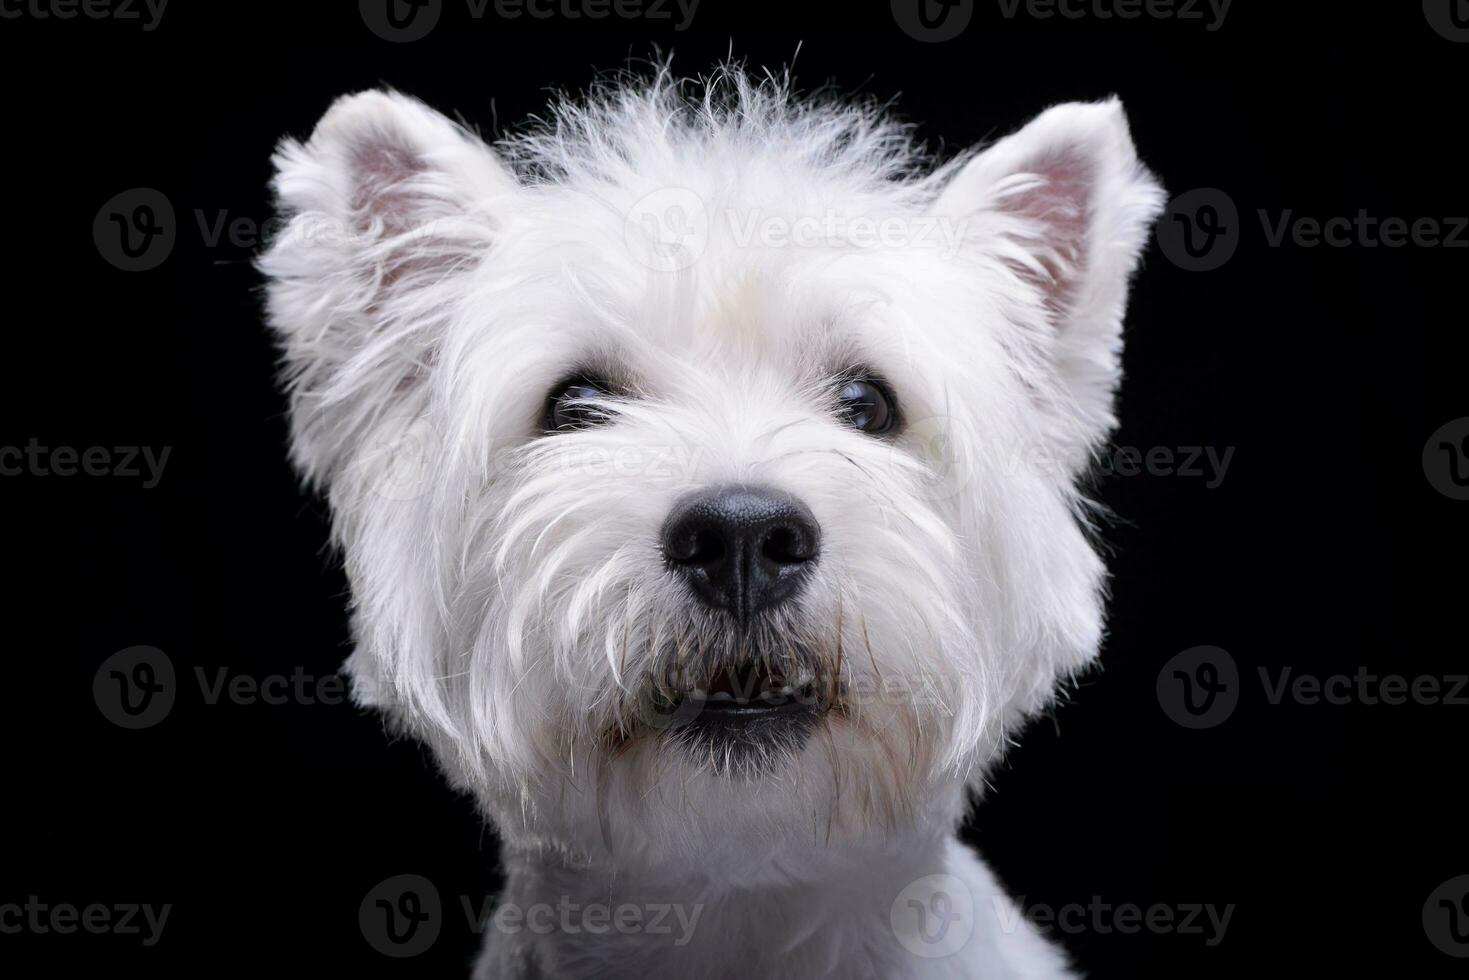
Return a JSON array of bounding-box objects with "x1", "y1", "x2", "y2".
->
[{"x1": 261, "y1": 65, "x2": 1163, "y2": 978}]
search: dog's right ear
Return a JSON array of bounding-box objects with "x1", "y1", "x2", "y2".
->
[{"x1": 260, "y1": 89, "x2": 516, "y2": 488}]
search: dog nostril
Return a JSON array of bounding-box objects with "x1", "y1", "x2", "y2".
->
[
  {"x1": 665, "y1": 525, "x2": 726, "y2": 566},
  {"x1": 688, "y1": 528, "x2": 725, "y2": 566},
  {"x1": 761, "y1": 526, "x2": 810, "y2": 566}
]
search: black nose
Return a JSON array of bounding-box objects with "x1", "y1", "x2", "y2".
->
[{"x1": 661, "y1": 485, "x2": 820, "y2": 621}]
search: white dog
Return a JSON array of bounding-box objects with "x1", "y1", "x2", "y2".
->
[{"x1": 261, "y1": 65, "x2": 1162, "y2": 978}]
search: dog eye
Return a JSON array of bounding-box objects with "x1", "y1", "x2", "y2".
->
[
  {"x1": 835, "y1": 377, "x2": 896, "y2": 435},
  {"x1": 546, "y1": 377, "x2": 615, "y2": 433}
]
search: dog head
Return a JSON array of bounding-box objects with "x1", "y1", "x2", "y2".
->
[{"x1": 261, "y1": 68, "x2": 1162, "y2": 878}]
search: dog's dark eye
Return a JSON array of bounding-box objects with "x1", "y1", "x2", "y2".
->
[
  {"x1": 546, "y1": 378, "x2": 615, "y2": 433},
  {"x1": 835, "y1": 377, "x2": 896, "y2": 435}
]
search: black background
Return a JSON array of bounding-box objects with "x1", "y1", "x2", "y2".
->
[{"x1": 4, "y1": 1, "x2": 1466, "y2": 976}]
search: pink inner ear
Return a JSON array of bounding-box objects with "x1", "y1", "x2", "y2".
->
[
  {"x1": 349, "y1": 137, "x2": 426, "y2": 238},
  {"x1": 346, "y1": 133, "x2": 468, "y2": 296},
  {"x1": 346, "y1": 135, "x2": 452, "y2": 392},
  {"x1": 1001, "y1": 148, "x2": 1095, "y2": 319}
]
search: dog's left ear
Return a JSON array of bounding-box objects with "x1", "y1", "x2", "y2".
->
[{"x1": 937, "y1": 99, "x2": 1164, "y2": 456}]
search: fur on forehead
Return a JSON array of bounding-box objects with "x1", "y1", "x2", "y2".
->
[
  {"x1": 450, "y1": 69, "x2": 962, "y2": 401},
  {"x1": 499, "y1": 64, "x2": 941, "y2": 212}
]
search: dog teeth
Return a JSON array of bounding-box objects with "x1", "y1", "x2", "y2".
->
[{"x1": 711, "y1": 691, "x2": 733, "y2": 702}]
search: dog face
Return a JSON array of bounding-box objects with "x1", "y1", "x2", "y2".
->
[{"x1": 262, "y1": 70, "x2": 1161, "y2": 877}]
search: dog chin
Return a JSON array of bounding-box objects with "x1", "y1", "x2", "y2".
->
[
  {"x1": 652, "y1": 684, "x2": 828, "y2": 779},
  {"x1": 550, "y1": 708, "x2": 956, "y2": 881}
]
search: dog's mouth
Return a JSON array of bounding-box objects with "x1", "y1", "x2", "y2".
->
[
  {"x1": 621, "y1": 659, "x2": 835, "y2": 770},
  {"x1": 676, "y1": 662, "x2": 822, "y2": 717}
]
